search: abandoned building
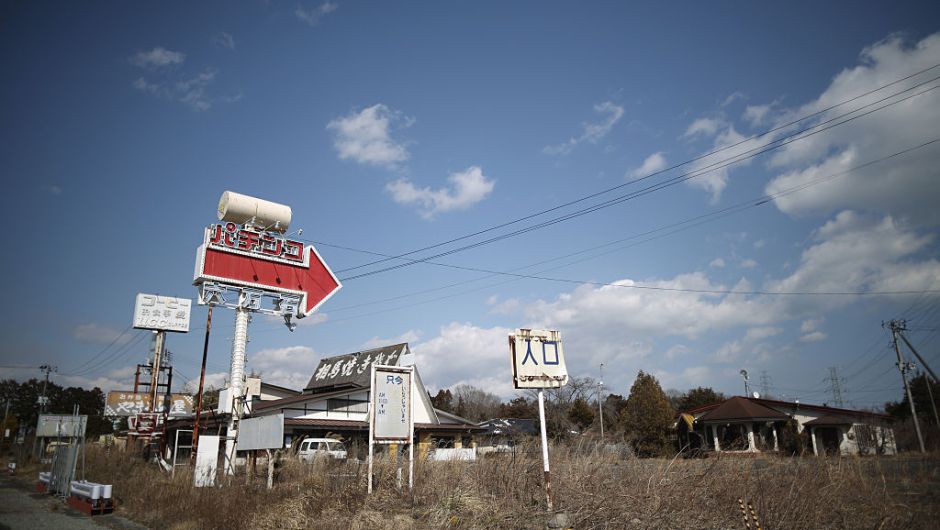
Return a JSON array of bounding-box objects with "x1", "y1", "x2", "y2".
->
[{"x1": 676, "y1": 396, "x2": 897, "y2": 456}]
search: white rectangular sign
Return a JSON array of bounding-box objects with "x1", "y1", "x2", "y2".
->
[
  {"x1": 36, "y1": 415, "x2": 87, "y2": 438},
  {"x1": 509, "y1": 329, "x2": 569, "y2": 389},
  {"x1": 236, "y1": 414, "x2": 284, "y2": 451},
  {"x1": 370, "y1": 365, "x2": 413, "y2": 443},
  {"x1": 133, "y1": 293, "x2": 191, "y2": 333},
  {"x1": 194, "y1": 435, "x2": 220, "y2": 488}
]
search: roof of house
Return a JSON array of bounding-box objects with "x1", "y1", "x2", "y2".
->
[
  {"x1": 260, "y1": 381, "x2": 301, "y2": 396},
  {"x1": 303, "y1": 343, "x2": 409, "y2": 393},
  {"x1": 478, "y1": 418, "x2": 539, "y2": 435},
  {"x1": 283, "y1": 417, "x2": 484, "y2": 433},
  {"x1": 698, "y1": 396, "x2": 790, "y2": 423},
  {"x1": 803, "y1": 415, "x2": 854, "y2": 427},
  {"x1": 680, "y1": 396, "x2": 893, "y2": 423}
]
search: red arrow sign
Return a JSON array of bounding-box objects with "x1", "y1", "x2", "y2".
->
[{"x1": 194, "y1": 224, "x2": 341, "y2": 317}]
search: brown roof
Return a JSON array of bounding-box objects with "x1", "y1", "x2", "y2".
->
[
  {"x1": 750, "y1": 397, "x2": 892, "y2": 421},
  {"x1": 304, "y1": 343, "x2": 408, "y2": 392},
  {"x1": 803, "y1": 415, "x2": 853, "y2": 427},
  {"x1": 283, "y1": 418, "x2": 483, "y2": 433},
  {"x1": 698, "y1": 396, "x2": 789, "y2": 423}
]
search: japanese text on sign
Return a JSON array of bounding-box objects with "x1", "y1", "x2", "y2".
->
[
  {"x1": 209, "y1": 222, "x2": 304, "y2": 263},
  {"x1": 509, "y1": 329, "x2": 569, "y2": 389},
  {"x1": 133, "y1": 294, "x2": 191, "y2": 333},
  {"x1": 371, "y1": 366, "x2": 412, "y2": 442}
]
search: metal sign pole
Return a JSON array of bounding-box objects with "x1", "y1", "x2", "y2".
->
[
  {"x1": 367, "y1": 364, "x2": 375, "y2": 494},
  {"x1": 225, "y1": 306, "x2": 250, "y2": 475},
  {"x1": 538, "y1": 389, "x2": 553, "y2": 511},
  {"x1": 408, "y1": 369, "x2": 414, "y2": 492}
]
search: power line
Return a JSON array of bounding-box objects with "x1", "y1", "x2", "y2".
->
[
  {"x1": 335, "y1": 80, "x2": 940, "y2": 282},
  {"x1": 328, "y1": 62, "x2": 940, "y2": 276}
]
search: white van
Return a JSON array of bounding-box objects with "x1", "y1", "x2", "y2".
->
[{"x1": 297, "y1": 438, "x2": 347, "y2": 462}]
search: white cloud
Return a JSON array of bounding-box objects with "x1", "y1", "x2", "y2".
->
[
  {"x1": 213, "y1": 32, "x2": 235, "y2": 50},
  {"x1": 709, "y1": 257, "x2": 726, "y2": 268},
  {"x1": 753, "y1": 239, "x2": 766, "y2": 249},
  {"x1": 740, "y1": 258, "x2": 758, "y2": 269},
  {"x1": 327, "y1": 104, "x2": 411, "y2": 168},
  {"x1": 411, "y1": 323, "x2": 516, "y2": 398},
  {"x1": 544, "y1": 101, "x2": 624, "y2": 155},
  {"x1": 361, "y1": 330, "x2": 421, "y2": 351},
  {"x1": 683, "y1": 117, "x2": 723, "y2": 138},
  {"x1": 800, "y1": 331, "x2": 827, "y2": 342},
  {"x1": 764, "y1": 33, "x2": 940, "y2": 223},
  {"x1": 247, "y1": 345, "x2": 321, "y2": 391},
  {"x1": 72, "y1": 323, "x2": 132, "y2": 345},
  {"x1": 386, "y1": 166, "x2": 495, "y2": 218},
  {"x1": 184, "y1": 372, "x2": 229, "y2": 393},
  {"x1": 131, "y1": 47, "x2": 185, "y2": 68},
  {"x1": 800, "y1": 318, "x2": 823, "y2": 333},
  {"x1": 41, "y1": 184, "x2": 63, "y2": 195},
  {"x1": 629, "y1": 151, "x2": 667, "y2": 178},
  {"x1": 743, "y1": 103, "x2": 774, "y2": 126},
  {"x1": 133, "y1": 68, "x2": 227, "y2": 112},
  {"x1": 296, "y1": 2, "x2": 338, "y2": 26},
  {"x1": 721, "y1": 92, "x2": 746, "y2": 107}
]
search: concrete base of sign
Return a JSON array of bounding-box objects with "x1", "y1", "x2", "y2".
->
[{"x1": 546, "y1": 511, "x2": 571, "y2": 529}]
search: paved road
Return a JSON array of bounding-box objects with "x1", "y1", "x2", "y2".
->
[{"x1": 0, "y1": 478, "x2": 146, "y2": 530}]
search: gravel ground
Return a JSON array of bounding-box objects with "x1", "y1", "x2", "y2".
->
[{"x1": 0, "y1": 477, "x2": 147, "y2": 530}]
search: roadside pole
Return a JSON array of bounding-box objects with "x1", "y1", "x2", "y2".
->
[
  {"x1": 537, "y1": 389, "x2": 553, "y2": 511},
  {"x1": 225, "y1": 305, "x2": 250, "y2": 475},
  {"x1": 191, "y1": 305, "x2": 213, "y2": 465},
  {"x1": 890, "y1": 322, "x2": 925, "y2": 453},
  {"x1": 367, "y1": 365, "x2": 375, "y2": 494}
]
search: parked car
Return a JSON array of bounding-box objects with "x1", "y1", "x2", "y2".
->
[{"x1": 296, "y1": 437, "x2": 347, "y2": 462}]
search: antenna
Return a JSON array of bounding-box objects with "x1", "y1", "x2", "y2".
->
[{"x1": 739, "y1": 369, "x2": 749, "y2": 396}]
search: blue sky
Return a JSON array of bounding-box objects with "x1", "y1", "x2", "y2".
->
[{"x1": 2, "y1": 1, "x2": 939, "y2": 411}]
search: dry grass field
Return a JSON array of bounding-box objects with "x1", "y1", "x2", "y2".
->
[{"x1": 19, "y1": 442, "x2": 940, "y2": 529}]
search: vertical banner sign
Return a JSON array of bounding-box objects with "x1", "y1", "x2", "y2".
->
[{"x1": 368, "y1": 365, "x2": 414, "y2": 494}]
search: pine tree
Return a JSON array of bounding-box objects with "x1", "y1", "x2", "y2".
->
[
  {"x1": 567, "y1": 397, "x2": 595, "y2": 431},
  {"x1": 623, "y1": 371, "x2": 675, "y2": 457}
]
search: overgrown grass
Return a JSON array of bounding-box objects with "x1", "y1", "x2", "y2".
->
[{"x1": 31, "y1": 441, "x2": 940, "y2": 529}]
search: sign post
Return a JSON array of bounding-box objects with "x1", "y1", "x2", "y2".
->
[
  {"x1": 368, "y1": 364, "x2": 414, "y2": 494},
  {"x1": 509, "y1": 329, "x2": 568, "y2": 511},
  {"x1": 193, "y1": 192, "x2": 341, "y2": 476}
]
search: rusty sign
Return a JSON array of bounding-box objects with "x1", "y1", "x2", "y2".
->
[{"x1": 105, "y1": 391, "x2": 194, "y2": 417}]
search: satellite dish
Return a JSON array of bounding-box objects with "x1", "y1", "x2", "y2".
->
[
  {"x1": 752, "y1": 391, "x2": 761, "y2": 399},
  {"x1": 739, "y1": 369, "x2": 749, "y2": 379}
]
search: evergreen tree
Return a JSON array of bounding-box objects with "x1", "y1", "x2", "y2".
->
[
  {"x1": 430, "y1": 389, "x2": 454, "y2": 413},
  {"x1": 678, "y1": 387, "x2": 726, "y2": 411},
  {"x1": 567, "y1": 397, "x2": 595, "y2": 431},
  {"x1": 623, "y1": 371, "x2": 675, "y2": 457}
]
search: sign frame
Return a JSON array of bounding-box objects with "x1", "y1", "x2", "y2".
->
[
  {"x1": 367, "y1": 364, "x2": 415, "y2": 494},
  {"x1": 236, "y1": 414, "x2": 284, "y2": 451}
]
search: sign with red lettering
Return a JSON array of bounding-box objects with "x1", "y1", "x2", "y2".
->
[{"x1": 194, "y1": 223, "x2": 341, "y2": 317}]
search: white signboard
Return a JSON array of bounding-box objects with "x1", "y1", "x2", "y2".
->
[
  {"x1": 509, "y1": 329, "x2": 569, "y2": 389},
  {"x1": 133, "y1": 294, "x2": 192, "y2": 333},
  {"x1": 370, "y1": 365, "x2": 413, "y2": 443},
  {"x1": 236, "y1": 414, "x2": 284, "y2": 451},
  {"x1": 36, "y1": 415, "x2": 87, "y2": 438},
  {"x1": 194, "y1": 435, "x2": 220, "y2": 488}
]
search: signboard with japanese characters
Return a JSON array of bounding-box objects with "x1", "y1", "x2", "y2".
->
[
  {"x1": 105, "y1": 391, "x2": 194, "y2": 417},
  {"x1": 133, "y1": 294, "x2": 192, "y2": 333},
  {"x1": 36, "y1": 415, "x2": 87, "y2": 438},
  {"x1": 509, "y1": 329, "x2": 569, "y2": 389},
  {"x1": 305, "y1": 344, "x2": 407, "y2": 391},
  {"x1": 370, "y1": 365, "x2": 413, "y2": 443}
]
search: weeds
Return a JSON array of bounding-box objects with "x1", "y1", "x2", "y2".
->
[{"x1": 23, "y1": 441, "x2": 940, "y2": 529}]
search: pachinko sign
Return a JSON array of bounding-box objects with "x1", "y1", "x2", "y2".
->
[{"x1": 208, "y1": 222, "x2": 305, "y2": 264}]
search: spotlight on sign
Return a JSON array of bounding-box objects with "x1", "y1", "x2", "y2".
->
[{"x1": 217, "y1": 190, "x2": 292, "y2": 233}]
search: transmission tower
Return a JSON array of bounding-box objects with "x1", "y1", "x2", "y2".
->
[
  {"x1": 759, "y1": 371, "x2": 772, "y2": 399},
  {"x1": 826, "y1": 366, "x2": 845, "y2": 408}
]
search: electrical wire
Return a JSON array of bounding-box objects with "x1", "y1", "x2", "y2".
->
[
  {"x1": 328, "y1": 62, "x2": 940, "y2": 276},
  {"x1": 334, "y1": 80, "x2": 940, "y2": 282}
]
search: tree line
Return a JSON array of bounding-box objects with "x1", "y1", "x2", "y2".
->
[
  {"x1": 430, "y1": 371, "x2": 727, "y2": 456},
  {"x1": 0, "y1": 378, "x2": 113, "y2": 439}
]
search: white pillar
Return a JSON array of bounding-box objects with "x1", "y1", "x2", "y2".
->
[
  {"x1": 225, "y1": 307, "x2": 250, "y2": 475},
  {"x1": 810, "y1": 427, "x2": 819, "y2": 456},
  {"x1": 772, "y1": 425, "x2": 779, "y2": 452},
  {"x1": 747, "y1": 424, "x2": 756, "y2": 452},
  {"x1": 712, "y1": 425, "x2": 720, "y2": 452}
]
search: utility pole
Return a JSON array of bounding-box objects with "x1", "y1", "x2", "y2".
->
[
  {"x1": 827, "y1": 367, "x2": 845, "y2": 408},
  {"x1": 38, "y1": 365, "x2": 56, "y2": 414},
  {"x1": 597, "y1": 363, "x2": 604, "y2": 442},
  {"x1": 191, "y1": 305, "x2": 213, "y2": 464},
  {"x1": 896, "y1": 329, "x2": 940, "y2": 426},
  {"x1": 740, "y1": 369, "x2": 750, "y2": 396},
  {"x1": 149, "y1": 331, "x2": 166, "y2": 414},
  {"x1": 887, "y1": 320, "x2": 925, "y2": 453}
]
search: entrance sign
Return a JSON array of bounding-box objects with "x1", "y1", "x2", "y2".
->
[
  {"x1": 133, "y1": 294, "x2": 191, "y2": 333},
  {"x1": 194, "y1": 222, "x2": 341, "y2": 319},
  {"x1": 509, "y1": 329, "x2": 568, "y2": 389},
  {"x1": 368, "y1": 365, "x2": 415, "y2": 494}
]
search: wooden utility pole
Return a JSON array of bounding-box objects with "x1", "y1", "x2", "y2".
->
[
  {"x1": 191, "y1": 305, "x2": 213, "y2": 465},
  {"x1": 888, "y1": 320, "x2": 925, "y2": 453}
]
